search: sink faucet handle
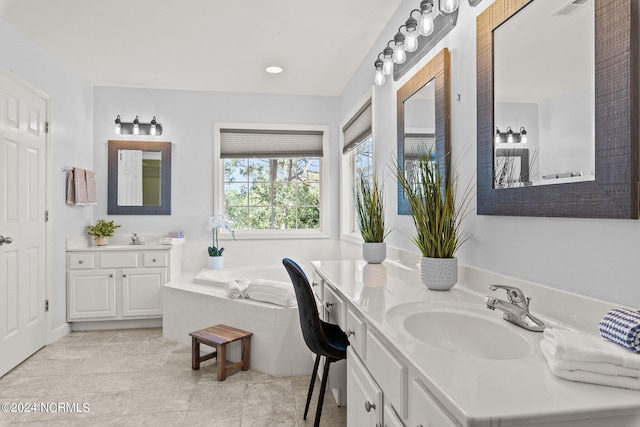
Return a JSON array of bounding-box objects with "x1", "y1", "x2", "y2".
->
[{"x1": 488, "y1": 284, "x2": 527, "y2": 304}]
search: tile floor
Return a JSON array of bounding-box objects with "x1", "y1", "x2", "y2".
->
[{"x1": 0, "y1": 328, "x2": 346, "y2": 426}]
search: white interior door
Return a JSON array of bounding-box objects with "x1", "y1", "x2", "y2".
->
[{"x1": 0, "y1": 72, "x2": 48, "y2": 377}]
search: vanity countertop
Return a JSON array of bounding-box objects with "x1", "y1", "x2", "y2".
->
[
  {"x1": 66, "y1": 234, "x2": 184, "y2": 252},
  {"x1": 311, "y1": 259, "x2": 640, "y2": 426}
]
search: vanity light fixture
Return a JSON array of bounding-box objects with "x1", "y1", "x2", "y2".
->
[
  {"x1": 495, "y1": 126, "x2": 527, "y2": 144},
  {"x1": 113, "y1": 115, "x2": 163, "y2": 136}
]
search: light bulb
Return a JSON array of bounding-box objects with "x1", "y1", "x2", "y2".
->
[
  {"x1": 439, "y1": 0, "x2": 459, "y2": 14},
  {"x1": 133, "y1": 116, "x2": 140, "y2": 136},
  {"x1": 374, "y1": 68, "x2": 386, "y2": 86},
  {"x1": 419, "y1": 11, "x2": 434, "y2": 36},
  {"x1": 114, "y1": 115, "x2": 121, "y2": 135},
  {"x1": 520, "y1": 127, "x2": 527, "y2": 144},
  {"x1": 382, "y1": 46, "x2": 394, "y2": 75},
  {"x1": 150, "y1": 116, "x2": 157, "y2": 136},
  {"x1": 394, "y1": 43, "x2": 406, "y2": 64},
  {"x1": 405, "y1": 30, "x2": 418, "y2": 52}
]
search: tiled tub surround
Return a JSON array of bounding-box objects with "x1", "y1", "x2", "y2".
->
[
  {"x1": 312, "y1": 259, "x2": 640, "y2": 427},
  {"x1": 163, "y1": 274, "x2": 313, "y2": 377}
]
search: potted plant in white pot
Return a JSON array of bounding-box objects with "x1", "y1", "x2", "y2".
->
[
  {"x1": 396, "y1": 148, "x2": 472, "y2": 290},
  {"x1": 355, "y1": 174, "x2": 390, "y2": 264},
  {"x1": 207, "y1": 213, "x2": 235, "y2": 269},
  {"x1": 86, "y1": 219, "x2": 121, "y2": 246}
]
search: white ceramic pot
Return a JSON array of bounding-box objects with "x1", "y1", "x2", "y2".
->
[
  {"x1": 420, "y1": 256, "x2": 458, "y2": 291},
  {"x1": 362, "y1": 242, "x2": 386, "y2": 264},
  {"x1": 96, "y1": 237, "x2": 108, "y2": 246},
  {"x1": 208, "y1": 256, "x2": 224, "y2": 270}
]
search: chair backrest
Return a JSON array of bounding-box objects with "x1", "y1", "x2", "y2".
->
[{"x1": 282, "y1": 258, "x2": 332, "y2": 357}]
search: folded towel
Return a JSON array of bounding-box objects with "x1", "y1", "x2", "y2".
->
[
  {"x1": 540, "y1": 340, "x2": 640, "y2": 390},
  {"x1": 66, "y1": 169, "x2": 76, "y2": 205},
  {"x1": 74, "y1": 167, "x2": 88, "y2": 205},
  {"x1": 543, "y1": 328, "x2": 640, "y2": 370},
  {"x1": 246, "y1": 279, "x2": 296, "y2": 307},
  {"x1": 599, "y1": 308, "x2": 640, "y2": 353},
  {"x1": 225, "y1": 280, "x2": 249, "y2": 299}
]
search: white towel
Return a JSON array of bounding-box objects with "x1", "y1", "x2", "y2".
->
[
  {"x1": 543, "y1": 328, "x2": 640, "y2": 370},
  {"x1": 246, "y1": 279, "x2": 296, "y2": 307},
  {"x1": 74, "y1": 167, "x2": 88, "y2": 205},
  {"x1": 540, "y1": 340, "x2": 640, "y2": 390},
  {"x1": 225, "y1": 279, "x2": 249, "y2": 299}
]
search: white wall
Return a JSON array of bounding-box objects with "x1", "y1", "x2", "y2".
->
[
  {"x1": 92, "y1": 87, "x2": 342, "y2": 247},
  {"x1": 339, "y1": 0, "x2": 640, "y2": 307},
  {"x1": 0, "y1": 19, "x2": 94, "y2": 332}
]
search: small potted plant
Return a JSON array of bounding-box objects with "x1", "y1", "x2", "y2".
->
[
  {"x1": 207, "y1": 213, "x2": 235, "y2": 269},
  {"x1": 86, "y1": 219, "x2": 121, "y2": 246},
  {"x1": 355, "y1": 173, "x2": 390, "y2": 264},
  {"x1": 396, "y1": 147, "x2": 473, "y2": 290}
]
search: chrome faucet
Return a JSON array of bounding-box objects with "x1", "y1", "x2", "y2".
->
[{"x1": 485, "y1": 284, "x2": 545, "y2": 332}]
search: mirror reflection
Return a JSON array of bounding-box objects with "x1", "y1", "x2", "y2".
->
[
  {"x1": 493, "y1": 0, "x2": 594, "y2": 188},
  {"x1": 108, "y1": 140, "x2": 171, "y2": 215},
  {"x1": 403, "y1": 78, "x2": 436, "y2": 186}
]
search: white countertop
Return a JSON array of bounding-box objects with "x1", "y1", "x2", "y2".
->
[
  {"x1": 66, "y1": 234, "x2": 184, "y2": 252},
  {"x1": 311, "y1": 259, "x2": 640, "y2": 426}
]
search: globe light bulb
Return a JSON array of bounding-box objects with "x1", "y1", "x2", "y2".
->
[
  {"x1": 420, "y1": 10, "x2": 434, "y2": 36},
  {"x1": 133, "y1": 116, "x2": 140, "y2": 136},
  {"x1": 382, "y1": 46, "x2": 394, "y2": 75},
  {"x1": 405, "y1": 30, "x2": 418, "y2": 52},
  {"x1": 375, "y1": 68, "x2": 386, "y2": 86},
  {"x1": 394, "y1": 43, "x2": 406, "y2": 64}
]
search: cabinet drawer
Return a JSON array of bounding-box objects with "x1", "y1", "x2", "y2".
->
[
  {"x1": 143, "y1": 252, "x2": 168, "y2": 267},
  {"x1": 100, "y1": 253, "x2": 138, "y2": 268},
  {"x1": 347, "y1": 347, "x2": 383, "y2": 427},
  {"x1": 410, "y1": 379, "x2": 457, "y2": 427},
  {"x1": 68, "y1": 254, "x2": 95, "y2": 269},
  {"x1": 367, "y1": 329, "x2": 407, "y2": 418},
  {"x1": 324, "y1": 285, "x2": 345, "y2": 328},
  {"x1": 346, "y1": 308, "x2": 366, "y2": 359}
]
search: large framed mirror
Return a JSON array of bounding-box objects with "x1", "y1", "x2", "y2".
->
[
  {"x1": 108, "y1": 140, "x2": 172, "y2": 215},
  {"x1": 477, "y1": 0, "x2": 638, "y2": 218},
  {"x1": 397, "y1": 48, "x2": 451, "y2": 215}
]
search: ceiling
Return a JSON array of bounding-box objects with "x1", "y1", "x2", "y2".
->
[{"x1": 0, "y1": 0, "x2": 403, "y2": 96}]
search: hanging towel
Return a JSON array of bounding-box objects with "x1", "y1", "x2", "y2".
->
[
  {"x1": 66, "y1": 169, "x2": 76, "y2": 205},
  {"x1": 540, "y1": 340, "x2": 640, "y2": 391},
  {"x1": 599, "y1": 308, "x2": 640, "y2": 353},
  {"x1": 74, "y1": 167, "x2": 88, "y2": 205},
  {"x1": 85, "y1": 169, "x2": 97, "y2": 205}
]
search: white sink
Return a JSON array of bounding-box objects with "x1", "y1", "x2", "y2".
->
[{"x1": 386, "y1": 302, "x2": 535, "y2": 360}]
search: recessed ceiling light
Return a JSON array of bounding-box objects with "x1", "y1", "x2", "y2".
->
[{"x1": 265, "y1": 66, "x2": 284, "y2": 74}]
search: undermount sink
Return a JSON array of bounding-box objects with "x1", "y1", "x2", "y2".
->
[{"x1": 387, "y1": 302, "x2": 535, "y2": 360}]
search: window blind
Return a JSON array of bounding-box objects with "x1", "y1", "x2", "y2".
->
[
  {"x1": 403, "y1": 133, "x2": 435, "y2": 160},
  {"x1": 342, "y1": 99, "x2": 372, "y2": 154},
  {"x1": 220, "y1": 128, "x2": 324, "y2": 158}
]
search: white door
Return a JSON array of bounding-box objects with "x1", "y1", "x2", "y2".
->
[{"x1": 0, "y1": 72, "x2": 48, "y2": 377}]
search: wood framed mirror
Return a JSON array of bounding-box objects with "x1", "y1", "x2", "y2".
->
[
  {"x1": 397, "y1": 48, "x2": 451, "y2": 215},
  {"x1": 108, "y1": 140, "x2": 172, "y2": 215},
  {"x1": 477, "y1": 0, "x2": 638, "y2": 218}
]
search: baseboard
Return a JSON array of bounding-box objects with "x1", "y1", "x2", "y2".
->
[
  {"x1": 49, "y1": 322, "x2": 71, "y2": 344},
  {"x1": 70, "y1": 318, "x2": 162, "y2": 331}
]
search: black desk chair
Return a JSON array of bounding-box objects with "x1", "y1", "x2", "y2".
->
[{"x1": 282, "y1": 258, "x2": 349, "y2": 427}]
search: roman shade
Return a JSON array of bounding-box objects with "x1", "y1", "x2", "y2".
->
[
  {"x1": 220, "y1": 128, "x2": 324, "y2": 158},
  {"x1": 342, "y1": 99, "x2": 372, "y2": 154}
]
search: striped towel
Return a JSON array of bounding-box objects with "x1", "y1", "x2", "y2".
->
[{"x1": 598, "y1": 308, "x2": 640, "y2": 353}]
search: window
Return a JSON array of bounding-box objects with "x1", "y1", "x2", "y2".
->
[
  {"x1": 341, "y1": 99, "x2": 373, "y2": 237},
  {"x1": 215, "y1": 125, "x2": 328, "y2": 236}
]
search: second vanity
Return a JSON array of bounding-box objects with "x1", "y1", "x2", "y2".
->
[{"x1": 311, "y1": 259, "x2": 640, "y2": 427}]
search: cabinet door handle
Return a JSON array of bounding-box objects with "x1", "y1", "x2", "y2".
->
[
  {"x1": 122, "y1": 274, "x2": 127, "y2": 278},
  {"x1": 152, "y1": 258, "x2": 156, "y2": 262},
  {"x1": 364, "y1": 401, "x2": 375, "y2": 412},
  {"x1": 346, "y1": 329, "x2": 354, "y2": 337},
  {"x1": 312, "y1": 282, "x2": 318, "y2": 287},
  {"x1": 325, "y1": 302, "x2": 333, "y2": 308},
  {"x1": 78, "y1": 260, "x2": 83, "y2": 264},
  {"x1": 109, "y1": 274, "x2": 113, "y2": 278}
]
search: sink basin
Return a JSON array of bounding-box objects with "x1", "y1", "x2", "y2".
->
[{"x1": 387, "y1": 303, "x2": 534, "y2": 360}]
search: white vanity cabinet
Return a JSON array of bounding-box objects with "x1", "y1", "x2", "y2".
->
[{"x1": 67, "y1": 245, "x2": 181, "y2": 323}]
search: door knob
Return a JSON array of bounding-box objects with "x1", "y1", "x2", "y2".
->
[{"x1": 0, "y1": 235, "x2": 13, "y2": 245}]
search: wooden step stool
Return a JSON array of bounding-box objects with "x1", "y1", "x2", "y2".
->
[{"x1": 189, "y1": 324, "x2": 253, "y2": 381}]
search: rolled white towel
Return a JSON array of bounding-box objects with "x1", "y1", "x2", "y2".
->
[
  {"x1": 542, "y1": 328, "x2": 640, "y2": 370},
  {"x1": 237, "y1": 279, "x2": 250, "y2": 298},
  {"x1": 540, "y1": 339, "x2": 640, "y2": 391},
  {"x1": 246, "y1": 279, "x2": 297, "y2": 307},
  {"x1": 225, "y1": 280, "x2": 246, "y2": 299}
]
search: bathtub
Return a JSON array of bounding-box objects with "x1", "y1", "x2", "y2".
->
[
  {"x1": 192, "y1": 265, "x2": 290, "y2": 287},
  {"x1": 162, "y1": 267, "x2": 312, "y2": 377}
]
